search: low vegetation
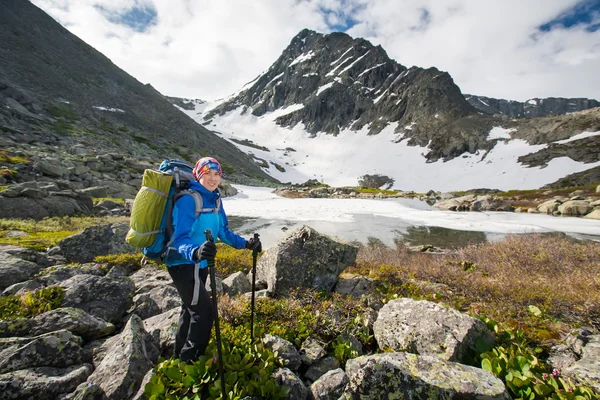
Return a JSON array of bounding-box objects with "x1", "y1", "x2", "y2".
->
[
  {"x1": 0, "y1": 216, "x2": 129, "y2": 251},
  {"x1": 0, "y1": 286, "x2": 64, "y2": 320}
]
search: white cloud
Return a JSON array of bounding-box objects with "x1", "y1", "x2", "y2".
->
[{"x1": 31, "y1": 0, "x2": 600, "y2": 102}]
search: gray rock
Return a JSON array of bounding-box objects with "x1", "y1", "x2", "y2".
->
[
  {"x1": 310, "y1": 368, "x2": 348, "y2": 400},
  {"x1": 222, "y1": 271, "x2": 252, "y2": 296},
  {"x1": 0, "y1": 364, "x2": 93, "y2": 400},
  {"x1": 563, "y1": 335, "x2": 600, "y2": 393},
  {"x1": 143, "y1": 307, "x2": 179, "y2": 358},
  {"x1": 78, "y1": 186, "x2": 109, "y2": 198},
  {"x1": 87, "y1": 314, "x2": 159, "y2": 400},
  {"x1": 130, "y1": 285, "x2": 180, "y2": 320},
  {"x1": 343, "y1": 353, "x2": 510, "y2": 399},
  {"x1": 537, "y1": 199, "x2": 561, "y2": 214},
  {"x1": 584, "y1": 209, "x2": 600, "y2": 220},
  {"x1": 255, "y1": 226, "x2": 358, "y2": 296},
  {"x1": 334, "y1": 273, "x2": 375, "y2": 297},
  {"x1": 130, "y1": 266, "x2": 174, "y2": 295},
  {"x1": 60, "y1": 274, "x2": 135, "y2": 324},
  {"x1": 373, "y1": 298, "x2": 495, "y2": 363},
  {"x1": 58, "y1": 224, "x2": 135, "y2": 263},
  {"x1": 558, "y1": 200, "x2": 593, "y2": 216},
  {"x1": 34, "y1": 160, "x2": 68, "y2": 178},
  {"x1": 0, "y1": 248, "x2": 42, "y2": 291},
  {"x1": 305, "y1": 356, "x2": 340, "y2": 382},
  {"x1": 0, "y1": 330, "x2": 83, "y2": 373},
  {"x1": 300, "y1": 337, "x2": 327, "y2": 365},
  {"x1": 58, "y1": 382, "x2": 106, "y2": 400},
  {"x1": 272, "y1": 368, "x2": 308, "y2": 400},
  {"x1": 262, "y1": 334, "x2": 302, "y2": 371}
]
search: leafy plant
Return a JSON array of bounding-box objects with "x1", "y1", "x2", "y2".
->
[
  {"x1": 477, "y1": 314, "x2": 598, "y2": 399},
  {"x1": 0, "y1": 286, "x2": 65, "y2": 320},
  {"x1": 145, "y1": 325, "x2": 288, "y2": 400},
  {"x1": 332, "y1": 336, "x2": 359, "y2": 366}
]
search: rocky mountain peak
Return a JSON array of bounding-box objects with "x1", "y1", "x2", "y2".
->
[{"x1": 205, "y1": 29, "x2": 477, "y2": 139}]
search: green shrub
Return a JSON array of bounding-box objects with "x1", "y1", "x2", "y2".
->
[
  {"x1": 0, "y1": 150, "x2": 29, "y2": 164},
  {"x1": 0, "y1": 286, "x2": 65, "y2": 320},
  {"x1": 477, "y1": 314, "x2": 598, "y2": 399},
  {"x1": 145, "y1": 324, "x2": 288, "y2": 400}
]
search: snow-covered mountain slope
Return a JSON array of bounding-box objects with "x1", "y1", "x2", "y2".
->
[{"x1": 177, "y1": 101, "x2": 600, "y2": 192}]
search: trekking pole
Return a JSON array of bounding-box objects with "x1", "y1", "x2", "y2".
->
[
  {"x1": 204, "y1": 229, "x2": 226, "y2": 399},
  {"x1": 250, "y1": 233, "x2": 260, "y2": 343}
]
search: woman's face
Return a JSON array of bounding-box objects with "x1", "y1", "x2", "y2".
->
[{"x1": 199, "y1": 169, "x2": 221, "y2": 191}]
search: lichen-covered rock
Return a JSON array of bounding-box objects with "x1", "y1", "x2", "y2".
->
[
  {"x1": 262, "y1": 334, "x2": 302, "y2": 371},
  {"x1": 222, "y1": 271, "x2": 252, "y2": 296},
  {"x1": 87, "y1": 314, "x2": 159, "y2": 400},
  {"x1": 334, "y1": 273, "x2": 375, "y2": 297},
  {"x1": 0, "y1": 330, "x2": 83, "y2": 373},
  {"x1": 60, "y1": 274, "x2": 135, "y2": 324},
  {"x1": 255, "y1": 226, "x2": 358, "y2": 296},
  {"x1": 300, "y1": 337, "x2": 327, "y2": 365},
  {"x1": 272, "y1": 368, "x2": 308, "y2": 400},
  {"x1": 129, "y1": 285, "x2": 180, "y2": 320},
  {"x1": 537, "y1": 199, "x2": 562, "y2": 214},
  {"x1": 563, "y1": 334, "x2": 600, "y2": 393},
  {"x1": 310, "y1": 368, "x2": 348, "y2": 400},
  {"x1": 0, "y1": 307, "x2": 115, "y2": 341},
  {"x1": 0, "y1": 364, "x2": 93, "y2": 400},
  {"x1": 143, "y1": 307, "x2": 179, "y2": 358},
  {"x1": 58, "y1": 224, "x2": 135, "y2": 263},
  {"x1": 373, "y1": 298, "x2": 495, "y2": 363},
  {"x1": 343, "y1": 353, "x2": 510, "y2": 399}
]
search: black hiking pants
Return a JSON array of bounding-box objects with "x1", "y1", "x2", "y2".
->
[{"x1": 167, "y1": 263, "x2": 214, "y2": 363}]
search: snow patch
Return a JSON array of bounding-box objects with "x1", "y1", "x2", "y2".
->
[
  {"x1": 554, "y1": 130, "x2": 600, "y2": 144},
  {"x1": 93, "y1": 106, "x2": 124, "y2": 113},
  {"x1": 290, "y1": 50, "x2": 315, "y2": 67},
  {"x1": 487, "y1": 127, "x2": 516, "y2": 140}
]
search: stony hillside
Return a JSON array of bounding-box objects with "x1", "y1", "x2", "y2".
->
[
  {"x1": 465, "y1": 94, "x2": 600, "y2": 118},
  {"x1": 0, "y1": 0, "x2": 276, "y2": 189}
]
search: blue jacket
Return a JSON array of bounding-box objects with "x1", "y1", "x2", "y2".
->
[{"x1": 164, "y1": 181, "x2": 247, "y2": 268}]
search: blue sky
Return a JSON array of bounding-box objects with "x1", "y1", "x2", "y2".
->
[{"x1": 31, "y1": 0, "x2": 600, "y2": 102}]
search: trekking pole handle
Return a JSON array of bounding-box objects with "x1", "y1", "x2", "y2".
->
[
  {"x1": 204, "y1": 229, "x2": 214, "y2": 243},
  {"x1": 252, "y1": 232, "x2": 260, "y2": 256}
]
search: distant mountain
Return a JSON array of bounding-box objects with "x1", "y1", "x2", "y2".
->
[
  {"x1": 0, "y1": 0, "x2": 275, "y2": 185},
  {"x1": 183, "y1": 29, "x2": 600, "y2": 190},
  {"x1": 465, "y1": 95, "x2": 600, "y2": 118}
]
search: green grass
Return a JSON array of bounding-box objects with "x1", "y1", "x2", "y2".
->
[
  {"x1": 0, "y1": 286, "x2": 65, "y2": 320},
  {"x1": 0, "y1": 216, "x2": 129, "y2": 251},
  {"x1": 92, "y1": 197, "x2": 125, "y2": 205},
  {"x1": 355, "y1": 186, "x2": 400, "y2": 195}
]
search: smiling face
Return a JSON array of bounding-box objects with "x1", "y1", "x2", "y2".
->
[{"x1": 199, "y1": 169, "x2": 221, "y2": 191}]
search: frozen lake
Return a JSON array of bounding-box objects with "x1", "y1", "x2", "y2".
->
[{"x1": 224, "y1": 186, "x2": 600, "y2": 249}]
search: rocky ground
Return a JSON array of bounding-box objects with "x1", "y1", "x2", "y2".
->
[
  {"x1": 274, "y1": 184, "x2": 600, "y2": 220},
  {"x1": 1, "y1": 225, "x2": 598, "y2": 399}
]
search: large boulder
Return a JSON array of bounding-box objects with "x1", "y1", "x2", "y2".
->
[
  {"x1": 255, "y1": 226, "x2": 358, "y2": 296},
  {"x1": 0, "y1": 307, "x2": 115, "y2": 341},
  {"x1": 143, "y1": 307, "x2": 179, "y2": 358},
  {"x1": 558, "y1": 200, "x2": 593, "y2": 216},
  {"x1": 0, "y1": 330, "x2": 84, "y2": 374},
  {"x1": 222, "y1": 271, "x2": 252, "y2": 296},
  {"x1": 87, "y1": 314, "x2": 159, "y2": 400},
  {"x1": 343, "y1": 353, "x2": 510, "y2": 399},
  {"x1": 373, "y1": 298, "x2": 495, "y2": 363},
  {"x1": 60, "y1": 274, "x2": 135, "y2": 324},
  {"x1": 58, "y1": 224, "x2": 135, "y2": 263},
  {"x1": 0, "y1": 364, "x2": 93, "y2": 400},
  {"x1": 129, "y1": 285, "x2": 180, "y2": 320}
]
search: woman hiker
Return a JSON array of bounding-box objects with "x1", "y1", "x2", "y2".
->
[{"x1": 164, "y1": 156, "x2": 262, "y2": 363}]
